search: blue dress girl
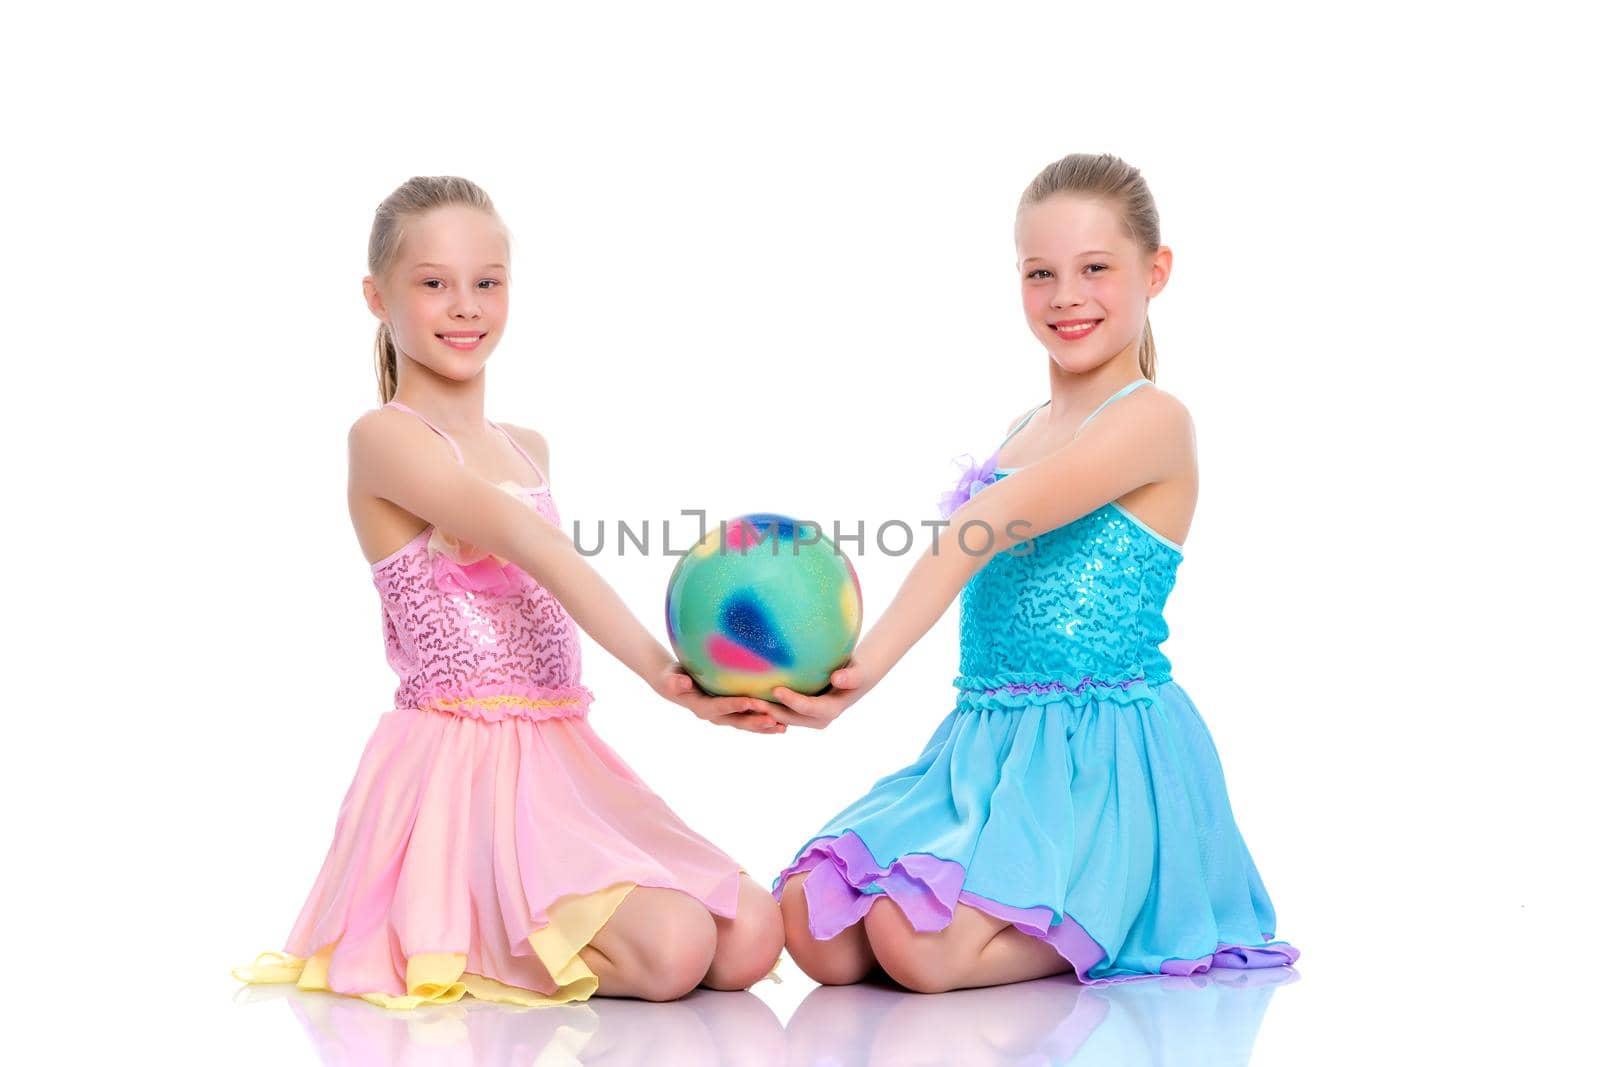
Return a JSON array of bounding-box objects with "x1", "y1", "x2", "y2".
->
[{"x1": 762, "y1": 153, "x2": 1300, "y2": 991}]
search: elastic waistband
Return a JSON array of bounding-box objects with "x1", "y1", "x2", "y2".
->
[{"x1": 405, "y1": 682, "x2": 594, "y2": 723}]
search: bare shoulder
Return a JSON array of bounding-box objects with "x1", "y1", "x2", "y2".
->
[
  {"x1": 348, "y1": 405, "x2": 409, "y2": 464},
  {"x1": 347, "y1": 406, "x2": 395, "y2": 481},
  {"x1": 348, "y1": 405, "x2": 394, "y2": 451},
  {"x1": 500, "y1": 421, "x2": 552, "y2": 480},
  {"x1": 1135, "y1": 383, "x2": 1195, "y2": 438},
  {"x1": 1123, "y1": 384, "x2": 1197, "y2": 469},
  {"x1": 346, "y1": 405, "x2": 443, "y2": 492}
]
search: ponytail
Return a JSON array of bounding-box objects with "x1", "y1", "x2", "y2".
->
[
  {"x1": 374, "y1": 322, "x2": 399, "y2": 404},
  {"x1": 1136, "y1": 318, "x2": 1157, "y2": 381}
]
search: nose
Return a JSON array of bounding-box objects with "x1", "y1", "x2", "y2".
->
[
  {"x1": 1051, "y1": 276, "x2": 1084, "y2": 309},
  {"x1": 449, "y1": 287, "x2": 482, "y2": 319}
]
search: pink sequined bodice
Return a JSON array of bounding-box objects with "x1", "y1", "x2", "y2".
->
[{"x1": 367, "y1": 402, "x2": 591, "y2": 723}]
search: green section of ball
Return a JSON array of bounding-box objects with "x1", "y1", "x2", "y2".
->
[{"x1": 666, "y1": 514, "x2": 862, "y2": 700}]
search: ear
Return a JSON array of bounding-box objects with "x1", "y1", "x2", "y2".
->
[
  {"x1": 1147, "y1": 246, "x2": 1173, "y2": 299},
  {"x1": 362, "y1": 275, "x2": 387, "y2": 321}
]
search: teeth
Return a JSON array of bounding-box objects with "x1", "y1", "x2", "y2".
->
[{"x1": 1056, "y1": 322, "x2": 1095, "y2": 333}]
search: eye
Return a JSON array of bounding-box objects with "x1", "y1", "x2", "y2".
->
[
  {"x1": 422, "y1": 279, "x2": 443, "y2": 289},
  {"x1": 1085, "y1": 263, "x2": 1109, "y2": 274},
  {"x1": 1026, "y1": 269, "x2": 1052, "y2": 279},
  {"x1": 478, "y1": 279, "x2": 501, "y2": 289}
]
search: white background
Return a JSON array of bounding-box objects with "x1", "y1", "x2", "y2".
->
[{"x1": 5, "y1": 2, "x2": 1594, "y2": 1064}]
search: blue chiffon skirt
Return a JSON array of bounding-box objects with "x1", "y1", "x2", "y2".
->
[{"x1": 772, "y1": 677, "x2": 1299, "y2": 984}]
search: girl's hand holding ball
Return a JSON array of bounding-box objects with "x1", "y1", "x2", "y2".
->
[
  {"x1": 653, "y1": 660, "x2": 787, "y2": 734},
  {"x1": 760, "y1": 658, "x2": 879, "y2": 730}
]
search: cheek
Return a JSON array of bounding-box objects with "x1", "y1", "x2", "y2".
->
[
  {"x1": 393, "y1": 290, "x2": 433, "y2": 327},
  {"x1": 1094, "y1": 278, "x2": 1138, "y2": 313}
]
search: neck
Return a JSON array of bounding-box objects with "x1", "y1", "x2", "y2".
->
[
  {"x1": 391, "y1": 356, "x2": 489, "y2": 433},
  {"x1": 1044, "y1": 345, "x2": 1144, "y2": 425}
]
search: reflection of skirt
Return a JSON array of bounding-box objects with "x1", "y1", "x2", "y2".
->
[
  {"x1": 233, "y1": 696, "x2": 743, "y2": 1009},
  {"x1": 772, "y1": 676, "x2": 1299, "y2": 985}
]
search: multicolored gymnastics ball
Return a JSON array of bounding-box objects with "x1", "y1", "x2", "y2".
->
[{"x1": 666, "y1": 513, "x2": 862, "y2": 701}]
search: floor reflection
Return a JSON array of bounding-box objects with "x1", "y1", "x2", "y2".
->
[
  {"x1": 233, "y1": 983, "x2": 784, "y2": 1067},
  {"x1": 234, "y1": 964, "x2": 1295, "y2": 1066},
  {"x1": 787, "y1": 966, "x2": 1297, "y2": 1066}
]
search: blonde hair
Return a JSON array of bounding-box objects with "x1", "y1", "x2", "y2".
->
[
  {"x1": 1018, "y1": 153, "x2": 1162, "y2": 381},
  {"x1": 367, "y1": 176, "x2": 504, "y2": 403}
]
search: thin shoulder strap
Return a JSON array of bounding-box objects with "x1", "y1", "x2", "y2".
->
[
  {"x1": 1074, "y1": 378, "x2": 1152, "y2": 438},
  {"x1": 384, "y1": 400, "x2": 464, "y2": 464},
  {"x1": 489, "y1": 420, "x2": 549, "y2": 487},
  {"x1": 996, "y1": 400, "x2": 1050, "y2": 451}
]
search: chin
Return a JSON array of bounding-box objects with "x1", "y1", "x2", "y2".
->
[
  {"x1": 1043, "y1": 348, "x2": 1105, "y2": 375},
  {"x1": 417, "y1": 357, "x2": 487, "y2": 382}
]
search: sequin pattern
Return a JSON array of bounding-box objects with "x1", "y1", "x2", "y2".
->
[
  {"x1": 956, "y1": 478, "x2": 1182, "y2": 700},
  {"x1": 373, "y1": 489, "x2": 587, "y2": 714}
]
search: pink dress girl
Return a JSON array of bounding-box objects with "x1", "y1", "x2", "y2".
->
[{"x1": 232, "y1": 400, "x2": 747, "y2": 1009}]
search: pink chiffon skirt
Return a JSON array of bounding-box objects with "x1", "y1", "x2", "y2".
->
[{"x1": 233, "y1": 699, "x2": 744, "y2": 1009}]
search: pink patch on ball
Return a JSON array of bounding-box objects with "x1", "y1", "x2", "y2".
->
[
  {"x1": 706, "y1": 633, "x2": 774, "y2": 673},
  {"x1": 723, "y1": 519, "x2": 759, "y2": 550}
]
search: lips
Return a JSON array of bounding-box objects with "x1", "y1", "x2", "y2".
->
[
  {"x1": 437, "y1": 332, "x2": 486, "y2": 350},
  {"x1": 1050, "y1": 318, "x2": 1101, "y2": 339}
]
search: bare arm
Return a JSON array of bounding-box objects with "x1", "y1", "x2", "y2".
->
[
  {"x1": 764, "y1": 393, "x2": 1194, "y2": 727},
  {"x1": 350, "y1": 409, "x2": 782, "y2": 732}
]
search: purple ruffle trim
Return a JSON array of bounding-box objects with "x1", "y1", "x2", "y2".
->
[
  {"x1": 984, "y1": 676, "x2": 1144, "y2": 697},
  {"x1": 937, "y1": 452, "x2": 1000, "y2": 520},
  {"x1": 951, "y1": 672, "x2": 1162, "y2": 711},
  {"x1": 774, "y1": 831, "x2": 1300, "y2": 986}
]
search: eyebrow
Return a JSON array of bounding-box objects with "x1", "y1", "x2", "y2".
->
[
  {"x1": 1022, "y1": 252, "x2": 1115, "y2": 263},
  {"x1": 411, "y1": 262, "x2": 507, "y2": 271}
]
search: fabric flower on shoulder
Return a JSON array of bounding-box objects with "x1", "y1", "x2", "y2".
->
[
  {"x1": 429, "y1": 480, "x2": 538, "y2": 597},
  {"x1": 937, "y1": 452, "x2": 1000, "y2": 520}
]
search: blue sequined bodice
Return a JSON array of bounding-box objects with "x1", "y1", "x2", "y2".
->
[
  {"x1": 944, "y1": 379, "x2": 1184, "y2": 708},
  {"x1": 955, "y1": 485, "x2": 1181, "y2": 695}
]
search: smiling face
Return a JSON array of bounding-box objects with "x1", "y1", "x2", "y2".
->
[
  {"x1": 364, "y1": 203, "x2": 511, "y2": 381},
  {"x1": 1015, "y1": 194, "x2": 1170, "y2": 375}
]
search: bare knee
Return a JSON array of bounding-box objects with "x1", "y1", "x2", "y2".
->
[
  {"x1": 870, "y1": 937, "x2": 956, "y2": 993},
  {"x1": 703, "y1": 882, "x2": 784, "y2": 991},
  {"x1": 778, "y1": 875, "x2": 813, "y2": 946},
  {"x1": 779, "y1": 875, "x2": 874, "y2": 986},
  {"x1": 864, "y1": 902, "x2": 957, "y2": 994},
  {"x1": 624, "y1": 891, "x2": 719, "y2": 1001}
]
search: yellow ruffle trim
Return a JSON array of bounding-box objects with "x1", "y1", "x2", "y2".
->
[
  {"x1": 231, "y1": 882, "x2": 636, "y2": 1010},
  {"x1": 423, "y1": 694, "x2": 585, "y2": 715}
]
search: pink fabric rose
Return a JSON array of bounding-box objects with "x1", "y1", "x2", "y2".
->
[{"x1": 428, "y1": 481, "x2": 538, "y2": 596}]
